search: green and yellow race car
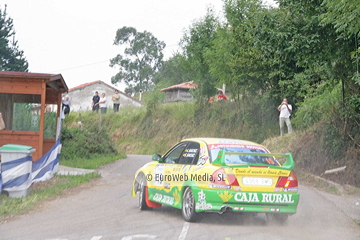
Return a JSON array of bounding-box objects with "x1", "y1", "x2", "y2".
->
[{"x1": 132, "y1": 138, "x2": 300, "y2": 223}]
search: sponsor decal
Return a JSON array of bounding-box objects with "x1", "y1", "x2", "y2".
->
[
  {"x1": 182, "y1": 148, "x2": 198, "y2": 158},
  {"x1": 209, "y1": 144, "x2": 267, "y2": 152},
  {"x1": 209, "y1": 184, "x2": 231, "y2": 189},
  {"x1": 234, "y1": 207, "x2": 245, "y2": 211},
  {"x1": 283, "y1": 188, "x2": 298, "y2": 192},
  {"x1": 172, "y1": 188, "x2": 181, "y2": 205},
  {"x1": 153, "y1": 193, "x2": 175, "y2": 205},
  {"x1": 234, "y1": 192, "x2": 295, "y2": 204},
  {"x1": 234, "y1": 186, "x2": 242, "y2": 191},
  {"x1": 153, "y1": 165, "x2": 165, "y2": 186},
  {"x1": 197, "y1": 156, "x2": 209, "y2": 166},
  {"x1": 199, "y1": 146, "x2": 206, "y2": 155},
  {"x1": 196, "y1": 190, "x2": 212, "y2": 210},
  {"x1": 218, "y1": 191, "x2": 234, "y2": 202},
  {"x1": 181, "y1": 165, "x2": 192, "y2": 173},
  {"x1": 270, "y1": 208, "x2": 280, "y2": 212},
  {"x1": 234, "y1": 168, "x2": 289, "y2": 176}
]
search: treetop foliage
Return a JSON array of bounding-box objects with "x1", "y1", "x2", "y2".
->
[
  {"x1": 110, "y1": 26, "x2": 165, "y2": 95},
  {"x1": 0, "y1": 5, "x2": 28, "y2": 72}
]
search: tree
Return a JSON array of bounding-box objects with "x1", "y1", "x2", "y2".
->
[
  {"x1": 153, "y1": 53, "x2": 194, "y2": 86},
  {"x1": 109, "y1": 26, "x2": 166, "y2": 95},
  {"x1": 180, "y1": 7, "x2": 220, "y2": 101},
  {"x1": 206, "y1": 0, "x2": 266, "y2": 100},
  {"x1": 0, "y1": 5, "x2": 28, "y2": 72}
]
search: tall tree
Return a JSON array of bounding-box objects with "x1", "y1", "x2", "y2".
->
[
  {"x1": 206, "y1": 0, "x2": 266, "y2": 100},
  {"x1": 180, "y1": 7, "x2": 220, "y2": 101},
  {"x1": 110, "y1": 26, "x2": 165, "y2": 95},
  {"x1": 0, "y1": 5, "x2": 28, "y2": 72}
]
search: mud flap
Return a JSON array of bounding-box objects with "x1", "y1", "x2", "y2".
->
[{"x1": 145, "y1": 187, "x2": 162, "y2": 208}]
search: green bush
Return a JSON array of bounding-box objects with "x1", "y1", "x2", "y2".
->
[
  {"x1": 292, "y1": 84, "x2": 341, "y2": 130},
  {"x1": 60, "y1": 124, "x2": 118, "y2": 160}
]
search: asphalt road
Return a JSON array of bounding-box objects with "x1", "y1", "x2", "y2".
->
[{"x1": 1, "y1": 155, "x2": 359, "y2": 240}]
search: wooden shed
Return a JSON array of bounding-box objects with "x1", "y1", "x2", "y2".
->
[
  {"x1": 161, "y1": 81, "x2": 197, "y2": 103},
  {"x1": 0, "y1": 71, "x2": 68, "y2": 161}
]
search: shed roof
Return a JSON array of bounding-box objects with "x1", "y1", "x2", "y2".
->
[
  {"x1": 161, "y1": 81, "x2": 197, "y2": 92},
  {"x1": 0, "y1": 71, "x2": 68, "y2": 93}
]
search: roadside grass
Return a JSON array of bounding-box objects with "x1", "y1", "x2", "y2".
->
[{"x1": 0, "y1": 153, "x2": 125, "y2": 223}]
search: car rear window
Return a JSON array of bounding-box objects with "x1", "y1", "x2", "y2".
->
[{"x1": 208, "y1": 144, "x2": 279, "y2": 166}]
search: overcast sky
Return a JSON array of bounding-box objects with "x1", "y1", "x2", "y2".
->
[{"x1": 2, "y1": 0, "x2": 276, "y2": 91}]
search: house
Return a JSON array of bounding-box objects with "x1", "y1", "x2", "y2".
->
[
  {"x1": 161, "y1": 81, "x2": 197, "y2": 103},
  {"x1": 67, "y1": 80, "x2": 145, "y2": 111}
]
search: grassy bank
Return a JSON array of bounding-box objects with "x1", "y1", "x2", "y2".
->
[{"x1": 64, "y1": 101, "x2": 359, "y2": 188}]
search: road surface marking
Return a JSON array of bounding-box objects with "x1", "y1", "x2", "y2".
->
[
  {"x1": 178, "y1": 222, "x2": 190, "y2": 240},
  {"x1": 91, "y1": 237, "x2": 102, "y2": 240},
  {"x1": 122, "y1": 235, "x2": 157, "y2": 240}
]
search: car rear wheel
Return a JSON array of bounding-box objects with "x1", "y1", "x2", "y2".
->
[
  {"x1": 266, "y1": 213, "x2": 289, "y2": 224},
  {"x1": 182, "y1": 187, "x2": 200, "y2": 222},
  {"x1": 138, "y1": 175, "x2": 152, "y2": 210}
]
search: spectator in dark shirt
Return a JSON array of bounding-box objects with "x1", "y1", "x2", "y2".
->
[{"x1": 92, "y1": 91, "x2": 100, "y2": 113}]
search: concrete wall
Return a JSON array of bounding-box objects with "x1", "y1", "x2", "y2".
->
[{"x1": 67, "y1": 82, "x2": 144, "y2": 111}]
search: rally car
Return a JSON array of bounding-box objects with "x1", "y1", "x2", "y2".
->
[{"x1": 132, "y1": 138, "x2": 299, "y2": 223}]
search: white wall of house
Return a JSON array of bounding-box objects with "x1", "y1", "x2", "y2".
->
[{"x1": 67, "y1": 81, "x2": 145, "y2": 111}]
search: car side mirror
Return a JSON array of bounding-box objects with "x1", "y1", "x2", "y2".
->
[{"x1": 152, "y1": 154, "x2": 162, "y2": 162}]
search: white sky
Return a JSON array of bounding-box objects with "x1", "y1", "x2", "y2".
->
[{"x1": 2, "y1": 0, "x2": 276, "y2": 91}]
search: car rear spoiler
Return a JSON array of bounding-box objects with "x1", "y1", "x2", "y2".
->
[{"x1": 212, "y1": 150, "x2": 295, "y2": 171}]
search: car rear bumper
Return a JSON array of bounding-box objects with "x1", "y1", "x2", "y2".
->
[{"x1": 191, "y1": 187, "x2": 300, "y2": 214}]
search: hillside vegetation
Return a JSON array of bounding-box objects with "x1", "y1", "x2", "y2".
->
[{"x1": 63, "y1": 99, "x2": 360, "y2": 188}]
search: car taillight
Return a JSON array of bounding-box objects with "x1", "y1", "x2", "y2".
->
[
  {"x1": 276, "y1": 171, "x2": 298, "y2": 188},
  {"x1": 211, "y1": 168, "x2": 239, "y2": 186}
]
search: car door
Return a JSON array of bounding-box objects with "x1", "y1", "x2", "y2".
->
[
  {"x1": 166, "y1": 141, "x2": 200, "y2": 190},
  {"x1": 153, "y1": 141, "x2": 200, "y2": 206},
  {"x1": 152, "y1": 142, "x2": 188, "y2": 196}
]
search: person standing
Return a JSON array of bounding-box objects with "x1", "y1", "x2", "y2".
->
[
  {"x1": 277, "y1": 98, "x2": 293, "y2": 136},
  {"x1": 112, "y1": 89, "x2": 120, "y2": 112},
  {"x1": 92, "y1": 91, "x2": 100, "y2": 113},
  {"x1": 99, "y1": 93, "x2": 107, "y2": 114},
  {"x1": 61, "y1": 95, "x2": 71, "y2": 119}
]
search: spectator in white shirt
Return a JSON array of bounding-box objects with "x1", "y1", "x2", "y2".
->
[
  {"x1": 99, "y1": 93, "x2": 107, "y2": 114},
  {"x1": 277, "y1": 98, "x2": 292, "y2": 136}
]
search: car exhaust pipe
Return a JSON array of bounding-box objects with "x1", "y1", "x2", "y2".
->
[{"x1": 219, "y1": 206, "x2": 232, "y2": 214}]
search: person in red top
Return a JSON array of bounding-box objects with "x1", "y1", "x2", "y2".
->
[{"x1": 217, "y1": 91, "x2": 228, "y2": 101}]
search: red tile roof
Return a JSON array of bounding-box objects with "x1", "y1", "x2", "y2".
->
[
  {"x1": 68, "y1": 80, "x2": 146, "y2": 105},
  {"x1": 161, "y1": 81, "x2": 197, "y2": 92},
  {"x1": 68, "y1": 80, "x2": 102, "y2": 92}
]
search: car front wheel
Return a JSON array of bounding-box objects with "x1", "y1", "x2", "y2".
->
[{"x1": 138, "y1": 175, "x2": 152, "y2": 210}]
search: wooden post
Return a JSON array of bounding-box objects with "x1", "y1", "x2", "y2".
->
[{"x1": 38, "y1": 80, "x2": 46, "y2": 159}]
